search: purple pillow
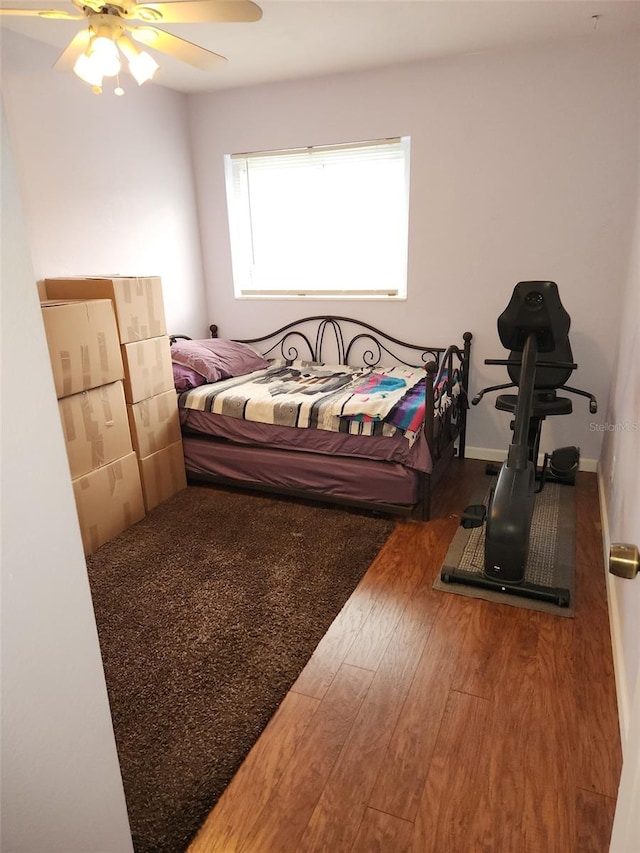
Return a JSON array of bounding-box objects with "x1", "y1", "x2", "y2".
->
[
  {"x1": 173, "y1": 363, "x2": 207, "y2": 392},
  {"x1": 170, "y1": 338, "x2": 269, "y2": 385}
]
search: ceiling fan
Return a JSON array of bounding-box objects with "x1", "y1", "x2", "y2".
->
[{"x1": 0, "y1": 0, "x2": 262, "y2": 93}]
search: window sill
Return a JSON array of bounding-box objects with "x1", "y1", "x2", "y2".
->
[{"x1": 235, "y1": 291, "x2": 407, "y2": 301}]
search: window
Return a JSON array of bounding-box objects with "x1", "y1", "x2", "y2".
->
[{"x1": 224, "y1": 136, "x2": 410, "y2": 299}]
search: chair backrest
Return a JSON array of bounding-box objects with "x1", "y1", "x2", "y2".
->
[{"x1": 497, "y1": 281, "x2": 574, "y2": 390}]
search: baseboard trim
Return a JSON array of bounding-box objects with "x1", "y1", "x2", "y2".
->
[
  {"x1": 465, "y1": 446, "x2": 598, "y2": 473},
  {"x1": 464, "y1": 447, "x2": 505, "y2": 464},
  {"x1": 597, "y1": 464, "x2": 630, "y2": 749}
]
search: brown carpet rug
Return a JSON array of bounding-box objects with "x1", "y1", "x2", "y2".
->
[{"x1": 86, "y1": 485, "x2": 394, "y2": 853}]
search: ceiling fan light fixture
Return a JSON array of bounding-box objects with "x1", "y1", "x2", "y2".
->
[
  {"x1": 117, "y1": 34, "x2": 159, "y2": 84},
  {"x1": 9, "y1": 0, "x2": 264, "y2": 93},
  {"x1": 73, "y1": 50, "x2": 104, "y2": 88},
  {"x1": 129, "y1": 50, "x2": 159, "y2": 84},
  {"x1": 89, "y1": 34, "x2": 122, "y2": 77}
]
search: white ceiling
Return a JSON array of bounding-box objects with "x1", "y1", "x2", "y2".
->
[{"x1": 2, "y1": 0, "x2": 639, "y2": 94}]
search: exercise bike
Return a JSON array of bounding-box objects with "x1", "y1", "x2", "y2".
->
[{"x1": 441, "y1": 281, "x2": 597, "y2": 607}]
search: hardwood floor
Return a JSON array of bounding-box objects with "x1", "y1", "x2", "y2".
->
[{"x1": 188, "y1": 459, "x2": 621, "y2": 853}]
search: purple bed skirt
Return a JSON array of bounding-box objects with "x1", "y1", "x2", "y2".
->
[
  {"x1": 179, "y1": 408, "x2": 432, "y2": 509},
  {"x1": 182, "y1": 434, "x2": 423, "y2": 507}
]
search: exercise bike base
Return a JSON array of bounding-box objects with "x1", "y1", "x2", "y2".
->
[{"x1": 440, "y1": 567, "x2": 571, "y2": 608}]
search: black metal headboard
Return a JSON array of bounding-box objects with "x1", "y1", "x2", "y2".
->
[{"x1": 208, "y1": 315, "x2": 460, "y2": 370}]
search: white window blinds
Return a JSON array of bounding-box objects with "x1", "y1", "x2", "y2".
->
[{"x1": 225, "y1": 136, "x2": 410, "y2": 299}]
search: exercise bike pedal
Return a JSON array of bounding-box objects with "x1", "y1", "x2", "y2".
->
[
  {"x1": 461, "y1": 504, "x2": 487, "y2": 529},
  {"x1": 549, "y1": 445, "x2": 579, "y2": 484},
  {"x1": 535, "y1": 445, "x2": 580, "y2": 488}
]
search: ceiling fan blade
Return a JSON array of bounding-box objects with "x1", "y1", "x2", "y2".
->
[
  {"x1": 128, "y1": 0, "x2": 261, "y2": 24},
  {"x1": 53, "y1": 28, "x2": 91, "y2": 71},
  {"x1": 129, "y1": 25, "x2": 226, "y2": 70},
  {"x1": 0, "y1": 6, "x2": 83, "y2": 17}
]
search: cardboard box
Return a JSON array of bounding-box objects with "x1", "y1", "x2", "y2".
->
[
  {"x1": 138, "y1": 440, "x2": 187, "y2": 512},
  {"x1": 41, "y1": 299, "x2": 124, "y2": 398},
  {"x1": 44, "y1": 276, "x2": 166, "y2": 344},
  {"x1": 37, "y1": 280, "x2": 48, "y2": 301},
  {"x1": 127, "y1": 389, "x2": 181, "y2": 458},
  {"x1": 121, "y1": 336, "x2": 174, "y2": 403},
  {"x1": 72, "y1": 452, "x2": 145, "y2": 556},
  {"x1": 59, "y1": 381, "x2": 132, "y2": 480}
]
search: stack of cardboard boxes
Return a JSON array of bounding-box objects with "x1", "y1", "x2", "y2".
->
[
  {"x1": 41, "y1": 297, "x2": 146, "y2": 556},
  {"x1": 42, "y1": 276, "x2": 187, "y2": 554}
]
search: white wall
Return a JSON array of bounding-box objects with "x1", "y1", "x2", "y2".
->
[
  {"x1": 599, "y1": 130, "x2": 640, "y2": 853},
  {"x1": 1, "y1": 102, "x2": 133, "y2": 852},
  {"x1": 599, "y1": 151, "x2": 640, "y2": 741},
  {"x1": 188, "y1": 33, "x2": 640, "y2": 464},
  {"x1": 1, "y1": 30, "x2": 208, "y2": 338}
]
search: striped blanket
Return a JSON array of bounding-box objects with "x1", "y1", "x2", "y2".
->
[{"x1": 178, "y1": 359, "x2": 458, "y2": 445}]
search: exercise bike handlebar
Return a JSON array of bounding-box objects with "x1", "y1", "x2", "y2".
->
[
  {"x1": 471, "y1": 382, "x2": 515, "y2": 406},
  {"x1": 473, "y1": 357, "x2": 598, "y2": 413},
  {"x1": 485, "y1": 358, "x2": 578, "y2": 369},
  {"x1": 561, "y1": 385, "x2": 598, "y2": 414}
]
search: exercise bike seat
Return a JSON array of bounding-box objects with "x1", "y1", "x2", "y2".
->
[{"x1": 495, "y1": 392, "x2": 572, "y2": 417}]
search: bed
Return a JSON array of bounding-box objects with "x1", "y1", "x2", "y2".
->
[{"x1": 171, "y1": 316, "x2": 472, "y2": 520}]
